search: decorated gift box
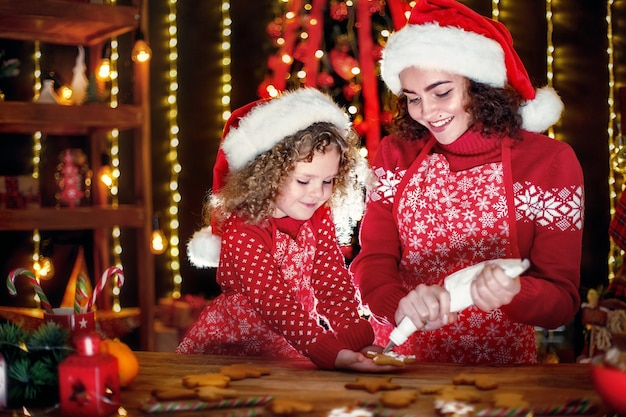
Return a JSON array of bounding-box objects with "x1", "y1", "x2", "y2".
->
[{"x1": 0, "y1": 175, "x2": 40, "y2": 209}]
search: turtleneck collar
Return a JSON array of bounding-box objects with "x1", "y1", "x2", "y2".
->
[{"x1": 432, "y1": 129, "x2": 503, "y2": 172}]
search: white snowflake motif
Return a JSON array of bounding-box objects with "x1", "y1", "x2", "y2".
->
[
  {"x1": 514, "y1": 182, "x2": 583, "y2": 231},
  {"x1": 373, "y1": 166, "x2": 403, "y2": 202}
]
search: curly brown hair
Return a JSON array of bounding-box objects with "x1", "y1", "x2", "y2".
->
[
  {"x1": 390, "y1": 79, "x2": 524, "y2": 141},
  {"x1": 205, "y1": 122, "x2": 363, "y2": 227}
]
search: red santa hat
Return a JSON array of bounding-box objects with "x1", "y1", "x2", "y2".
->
[
  {"x1": 380, "y1": 0, "x2": 563, "y2": 133},
  {"x1": 187, "y1": 87, "x2": 352, "y2": 268}
]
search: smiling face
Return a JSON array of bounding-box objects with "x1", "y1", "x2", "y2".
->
[
  {"x1": 273, "y1": 147, "x2": 340, "y2": 220},
  {"x1": 399, "y1": 66, "x2": 472, "y2": 145}
]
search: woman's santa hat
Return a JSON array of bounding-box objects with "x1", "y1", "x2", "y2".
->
[
  {"x1": 380, "y1": 0, "x2": 563, "y2": 133},
  {"x1": 187, "y1": 87, "x2": 353, "y2": 268}
]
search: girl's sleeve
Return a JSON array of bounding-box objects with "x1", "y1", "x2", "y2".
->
[
  {"x1": 221, "y1": 224, "x2": 347, "y2": 369},
  {"x1": 502, "y1": 143, "x2": 584, "y2": 329},
  {"x1": 349, "y1": 139, "x2": 410, "y2": 326},
  {"x1": 309, "y1": 208, "x2": 374, "y2": 352}
]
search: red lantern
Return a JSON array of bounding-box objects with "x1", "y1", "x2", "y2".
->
[{"x1": 58, "y1": 333, "x2": 120, "y2": 417}]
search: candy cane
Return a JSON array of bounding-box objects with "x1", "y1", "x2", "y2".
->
[
  {"x1": 86, "y1": 266, "x2": 124, "y2": 312},
  {"x1": 140, "y1": 396, "x2": 273, "y2": 413},
  {"x1": 75, "y1": 272, "x2": 89, "y2": 313},
  {"x1": 6, "y1": 268, "x2": 54, "y2": 313}
]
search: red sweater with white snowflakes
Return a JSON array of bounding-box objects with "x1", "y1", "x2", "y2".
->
[
  {"x1": 351, "y1": 129, "x2": 584, "y2": 363},
  {"x1": 177, "y1": 206, "x2": 374, "y2": 369}
]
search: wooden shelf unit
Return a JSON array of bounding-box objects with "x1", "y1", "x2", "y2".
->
[{"x1": 0, "y1": 0, "x2": 155, "y2": 351}]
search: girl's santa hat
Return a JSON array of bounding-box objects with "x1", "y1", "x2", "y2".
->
[
  {"x1": 380, "y1": 0, "x2": 563, "y2": 133},
  {"x1": 187, "y1": 88, "x2": 352, "y2": 268}
]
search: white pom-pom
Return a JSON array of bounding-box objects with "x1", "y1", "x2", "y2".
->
[
  {"x1": 186, "y1": 226, "x2": 221, "y2": 268},
  {"x1": 519, "y1": 86, "x2": 564, "y2": 133}
]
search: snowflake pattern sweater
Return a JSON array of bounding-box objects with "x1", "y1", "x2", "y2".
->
[
  {"x1": 176, "y1": 206, "x2": 374, "y2": 369},
  {"x1": 350, "y1": 129, "x2": 584, "y2": 364}
]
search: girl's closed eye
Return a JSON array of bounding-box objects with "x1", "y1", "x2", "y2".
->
[{"x1": 436, "y1": 88, "x2": 453, "y2": 98}]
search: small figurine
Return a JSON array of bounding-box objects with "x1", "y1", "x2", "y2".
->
[{"x1": 58, "y1": 333, "x2": 120, "y2": 417}]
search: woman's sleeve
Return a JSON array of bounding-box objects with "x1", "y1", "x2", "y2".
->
[{"x1": 502, "y1": 143, "x2": 584, "y2": 329}]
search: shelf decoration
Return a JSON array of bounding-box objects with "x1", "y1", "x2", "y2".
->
[
  {"x1": 55, "y1": 148, "x2": 93, "y2": 208},
  {"x1": 70, "y1": 46, "x2": 89, "y2": 105}
]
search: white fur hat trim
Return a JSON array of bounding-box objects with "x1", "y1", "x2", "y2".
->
[
  {"x1": 520, "y1": 86, "x2": 564, "y2": 133},
  {"x1": 221, "y1": 88, "x2": 352, "y2": 171},
  {"x1": 381, "y1": 23, "x2": 506, "y2": 95},
  {"x1": 187, "y1": 226, "x2": 221, "y2": 268}
]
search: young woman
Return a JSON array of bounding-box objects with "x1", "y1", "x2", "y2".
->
[
  {"x1": 351, "y1": 0, "x2": 584, "y2": 364},
  {"x1": 178, "y1": 88, "x2": 391, "y2": 372}
]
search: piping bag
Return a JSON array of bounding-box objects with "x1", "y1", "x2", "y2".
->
[{"x1": 382, "y1": 258, "x2": 531, "y2": 353}]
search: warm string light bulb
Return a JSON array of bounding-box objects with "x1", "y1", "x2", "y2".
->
[
  {"x1": 167, "y1": 0, "x2": 182, "y2": 298},
  {"x1": 151, "y1": 215, "x2": 168, "y2": 255},
  {"x1": 132, "y1": 34, "x2": 152, "y2": 63},
  {"x1": 607, "y1": 0, "x2": 620, "y2": 281}
]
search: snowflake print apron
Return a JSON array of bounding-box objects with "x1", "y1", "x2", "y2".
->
[
  {"x1": 176, "y1": 223, "x2": 318, "y2": 358},
  {"x1": 371, "y1": 142, "x2": 536, "y2": 364}
]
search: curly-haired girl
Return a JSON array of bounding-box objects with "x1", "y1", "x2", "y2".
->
[{"x1": 178, "y1": 88, "x2": 390, "y2": 372}]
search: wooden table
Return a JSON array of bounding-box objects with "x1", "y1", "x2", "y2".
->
[
  {"x1": 0, "y1": 352, "x2": 612, "y2": 416},
  {"x1": 125, "y1": 352, "x2": 609, "y2": 416}
]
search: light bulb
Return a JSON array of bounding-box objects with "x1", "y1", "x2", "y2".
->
[
  {"x1": 150, "y1": 215, "x2": 167, "y2": 255},
  {"x1": 132, "y1": 40, "x2": 152, "y2": 63},
  {"x1": 33, "y1": 257, "x2": 55, "y2": 280},
  {"x1": 97, "y1": 58, "x2": 111, "y2": 80}
]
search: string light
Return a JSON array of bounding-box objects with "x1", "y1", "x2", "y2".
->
[
  {"x1": 221, "y1": 0, "x2": 232, "y2": 123},
  {"x1": 167, "y1": 0, "x2": 182, "y2": 298},
  {"x1": 545, "y1": 0, "x2": 557, "y2": 139},
  {"x1": 491, "y1": 0, "x2": 500, "y2": 21},
  {"x1": 607, "y1": 0, "x2": 620, "y2": 281},
  {"x1": 103, "y1": 0, "x2": 124, "y2": 312}
]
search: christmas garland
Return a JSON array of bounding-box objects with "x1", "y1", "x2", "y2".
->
[{"x1": 0, "y1": 321, "x2": 72, "y2": 407}]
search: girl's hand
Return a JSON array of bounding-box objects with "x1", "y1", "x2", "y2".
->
[
  {"x1": 470, "y1": 263, "x2": 521, "y2": 311},
  {"x1": 334, "y1": 349, "x2": 397, "y2": 372},
  {"x1": 395, "y1": 284, "x2": 455, "y2": 332}
]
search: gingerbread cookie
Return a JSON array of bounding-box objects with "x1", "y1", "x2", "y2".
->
[
  {"x1": 219, "y1": 363, "x2": 271, "y2": 380},
  {"x1": 365, "y1": 351, "x2": 416, "y2": 367},
  {"x1": 452, "y1": 373, "x2": 498, "y2": 390},
  {"x1": 490, "y1": 392, "x2": 530, "y2": 410},
  {"x1": 268, "y1": 398, "x2": 314, "y2": 415},
  {"x1": 380, "y1": 390, "x2": 418, "y2": 408},
  {"x1": 435, "y1": 386, "x2": 482, "y2": 404},
  {"x1": 417, "y1": 385, "x2": 449, "y2": 395},
  {"x1": 151, "y1": 387, "x2": 197, "y2": 401},
  {"x1": 182, "y1": 373, "x2": 231, "y2": 389},
  {"x1": 195, "y1": 386, "x2": 238, "y2": 401},
  {"x1": 345, "y1": 376, "x2": 401, "y2": 394},
  {"x1": 434, "y1": 399, "x2": 475, "y2": 417}
]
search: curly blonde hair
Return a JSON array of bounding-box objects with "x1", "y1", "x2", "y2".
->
[{"x1": 204, "y1": 122, "x2": 363, "y2": 228}]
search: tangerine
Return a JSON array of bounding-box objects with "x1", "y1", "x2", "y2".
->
[{"x1": 100, "y1": 338, "x2": 139, "y2": 387}]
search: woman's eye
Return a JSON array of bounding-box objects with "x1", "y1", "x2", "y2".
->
[
  {"x1": 436, "y1": 89, "x2": 452, "y2": 98},
  {"x1": 297, "y1": 179, "x2": 309, "y2": 185},
  {"x1": 407, "y1": 96, "x2": 421, "y2": 104},
  {"x1": 323, "y1": 179, "x2": 334, "y2": 185}
]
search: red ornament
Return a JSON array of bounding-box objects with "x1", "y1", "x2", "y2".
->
[
  {"x1": 353, "y1": 119, "x2": 369, "y2": 136},
  {"x1": 266, "y1": 18, "x2": 283, "y2": 39},
  {"x1": 58, "y1": 333, "x2": 120, "y2": 417},
  {"x1": 368, "y1": 0, "x2": 384, "y2": 15},
  {"x1": 316, "y1": 72, "x2": 335, "y2": 88},
  {"x1": 342, "y1": 82, "x2": 361, "y2": 101},
  {"x1": 330, "y1": 49, "x2": 359, "y2": 81},
  {"x1": 330, "y1": 1, "x2": 349, "y2": 21}
]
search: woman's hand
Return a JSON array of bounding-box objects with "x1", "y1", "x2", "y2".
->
[
  {"x1": 395, "y1": 284, "x2": 455, "y2": 332},
  {"x1": 334, "y1": 348, "x2": 397, "y2": 372},
  {"x1": 470, "y1": 263, "x2": 521, "y2": 311}
]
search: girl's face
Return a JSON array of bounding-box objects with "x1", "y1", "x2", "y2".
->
[
  {"x1": 399, "y1": 66, "x2": 472, "y2": 145},
  {"x1": 273, "y1": 147, "x2": 340, "y2": 220}
]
